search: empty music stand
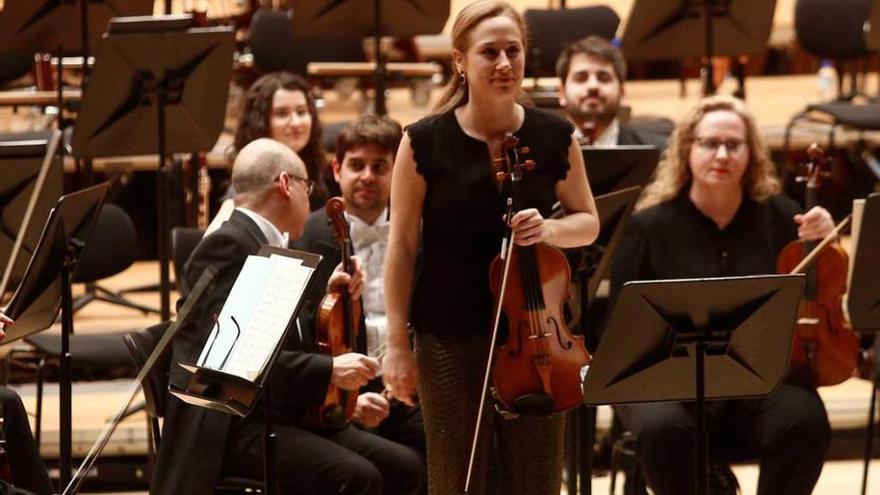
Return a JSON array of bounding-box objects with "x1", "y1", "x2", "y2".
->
[
  {"x1": 2, "y1": 182, "x2": 110, "y2": 488},
  {"x1": 850, "y1": 193, "x2": 880, "y2": 495},
  {"x1": 564, "y1": 186, "x2": 641, "y2": 495},
  {"x1": 582, "y1": 145, "x2": 661, "y2": 198},
  {"x1": 0, "y1": 1, "x2": 153, "y2": 183},
  {"x1": 0, "y1": 131, "x2": 63, "y2": 299},
  {"x1": 621, "y1": 0, "x2": 776, "y2": 97},
  {"x1": 291, "y1": 0, "x2": 449, "y2": 115},
  {"x1": 71, "y1": 15, "x2": 234, "y2": 320},
  {"x1": 583, "y1": 274, "x2": 804, "y2": 495}
]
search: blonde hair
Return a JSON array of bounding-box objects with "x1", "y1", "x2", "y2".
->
[
  {"x1": 433, "y1": 0, "x2": 530, "y2": 114},
  {"x1": 638, "y1": 95, "x2": 781, "y2": 209}
]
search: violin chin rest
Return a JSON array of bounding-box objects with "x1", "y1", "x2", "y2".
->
[{"x1": 509, "y1": 394, "x2": 554, "y2": 416}]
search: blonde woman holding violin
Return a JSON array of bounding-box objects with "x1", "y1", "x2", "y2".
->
[{"x1": 382, "y1": 1, "x2": 599, "y2": 494}]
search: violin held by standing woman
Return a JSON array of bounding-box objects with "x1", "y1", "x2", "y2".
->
[{"x1": 382, "y1": 2, "x2": 599, "y2": 494}]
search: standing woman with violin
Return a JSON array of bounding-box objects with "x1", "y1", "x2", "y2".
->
[
  {"x1": 383, "y1": 2, "x2": 599, "y2": 494},
  {"x1": 610, "y1": 95, "x2": 835, "y2": 495}
]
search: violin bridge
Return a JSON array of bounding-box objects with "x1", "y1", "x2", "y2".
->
[{"x1": 798, "y1": 317, "x2": 820, "y2": 326}]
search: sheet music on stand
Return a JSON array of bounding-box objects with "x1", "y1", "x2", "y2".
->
[{"x1": 172, "y1": 246, "x2": 321, "y2": 416}]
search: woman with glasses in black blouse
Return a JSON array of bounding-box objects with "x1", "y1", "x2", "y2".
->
[{"x1": 610, "y1": 95, "x2": 835, "y2": 495}]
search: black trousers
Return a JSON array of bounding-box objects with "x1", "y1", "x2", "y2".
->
[
  {"x1": 223, "y1": 413, "x2": 425, "y2": 495},
  {"x1": 0, "y1": 388, "x2": 52, "y2": 495},
  {"x1": 615, "y1": 383, "x2": 830, "y2": 495}
]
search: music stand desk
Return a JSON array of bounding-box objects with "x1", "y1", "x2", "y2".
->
[
  {"x1": 849, "y1": 192, "x2": 880, "y2": 331},
  {"x1": 849, "y1": 193, "x2": 880, "y2": 495},
  {"x1": 582, "y1": 145, "x2": 661, "y2": 198},
  {"x1": 2, "y1": 182, "x2": 109, "y2": 488}
]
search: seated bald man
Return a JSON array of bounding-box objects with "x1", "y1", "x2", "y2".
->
[{"x1": 153, "y1": 139, "x2": 425, "y2": 495}]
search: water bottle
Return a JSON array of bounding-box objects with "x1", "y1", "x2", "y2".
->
[{"x1": 817, "y1": 59, "x2": 838, "y2": 102}]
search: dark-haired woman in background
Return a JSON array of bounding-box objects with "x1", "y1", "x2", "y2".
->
[
  {"x1": 207, "y1": 72, "x2": 333, "y2": 235},
  {"x1": 230, "y1": 71, "x2": 332, "y2": 210}
]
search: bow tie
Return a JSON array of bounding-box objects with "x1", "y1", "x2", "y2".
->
[{"x1": 349, "y1": 222, "x2": 389, "y2": 251}]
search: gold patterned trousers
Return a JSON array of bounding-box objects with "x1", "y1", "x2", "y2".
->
[{"x1": 414, "y1": 332, "x2": 564, "y2": 495}]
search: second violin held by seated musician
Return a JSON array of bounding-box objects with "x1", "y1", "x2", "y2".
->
[{"x1": 294, "y1": 114, "x2": 426, "y2": 460}]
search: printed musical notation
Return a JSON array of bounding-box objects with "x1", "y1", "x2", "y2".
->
[{"x1": 198, "y1": 254, "x2": 313, "y2": 380}]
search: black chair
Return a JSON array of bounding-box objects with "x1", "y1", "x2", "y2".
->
[
  {"x1": 248, "y1": 8, "x2": 364, "y2": 76},
  {"x1": 784, "y1": 0, "x2": 880, "y2": 175},
  {"x1": 123, "y1": 323, "x2": 263, "y2": 493},
  {"x1": 71, "y1": 203, "x2": 159, "y2": 315},
  {"x1": 0, "y1": 53, "x2": 34, "y2": 90},
  {"x1": 3, "y1": 331, "x2": 135, "y2": 447},
  {"x1": 171, "y1": 226, "x2": 204, "y2": 293},
  {"x1": 523, "y1": 6, "x2": 620, "y2": 79},
  {"x1": 795, "y1": 0, "x2": 876, "y2": 100}
]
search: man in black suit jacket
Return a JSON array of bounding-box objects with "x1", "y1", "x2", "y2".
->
[
  {"x1": 557, "y1": 35, "x2": 668, "y2": 148},
  {"x1": 153, "y1": 138, "x2": 424, "y2": 495},
  {"x1": 294, "y1": 115, "x2": 425, "y2": 462}
]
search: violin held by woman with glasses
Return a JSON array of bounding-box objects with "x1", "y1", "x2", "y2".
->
[
  {"x1": 463, "y1": 134, "x2": 591, "y2": 493},
  {"x1": 776, "y1": 144, "x2": 858, "y2": 387},
  {"x1": 310, "y1": 197, "x2": 364, "y2": 428}
]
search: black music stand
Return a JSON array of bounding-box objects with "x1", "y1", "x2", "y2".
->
[
  {"x1": 583, "y1": 274, "x2": 804, "y2": 495},
  {"x1": 560, "y1": 147, "x2": 657, "y2": 495},
  {"x1": 291, "y1": 0, "x2": 449, "y2": 115},
  {"x1": 850, "y1": 193, "x2": 880, "y2": 495},
  {"x1": 564, "y1": 186, "x2": 641, "y2": 495},
  {"x1": 1, "y1": 182, "x2": 110, "y2": 489},
  {"x1": 71, "y1": 16, "x2": 234, "y2": 321},
  {"x1": 524, "y1": 6, "x2": 619, "y2": 79},
  {"x1": 621, "y1": 0, "x2": 776, "y2": 97},
  {"x1": 0, "y1": 131, "x2": 63, "y2": 300},
  {"x1": 63, "y1": 265, "x2": 218, "y2": 495},
  {"x1": 0, "y1": 1, "x2": 153, "y2": 184},
  {"x1": 171, "y1": 246, "x2": 322, "y2": 495},
  {"x1": 582, "y1": 145, "x2": 660, "y2": 198}
]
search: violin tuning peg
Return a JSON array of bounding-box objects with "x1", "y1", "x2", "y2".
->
[
  {"x1": 524, "y1": 160, "x2": 536, "y2": 171},
  {"x1": 495, "y1": 171, "x2": 508, "y2": 182},
  {"x1": 519, "y1": 146, "x2": 530, "y2": 155},
  {"x1": 492, "y1": 157, "x2": 505, "y2": 165}
]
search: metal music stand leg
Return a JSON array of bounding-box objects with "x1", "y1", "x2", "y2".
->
[
  {"x1": 580, "y1": 405, "x2": 595, "y2": 495},
  {"x1": 695, "y1": 340, "x2": 708, "y2": 495},
  {"x1": 862, "y1": 377, "x2": 879, "y2": 495},
  {"x1": 58, "y1": 242, "x2": 82, "y2": 489},
  {"x1": 156, "y1": 86, "x2": 171, "y2": 321},
  {"x1": 264, "y1": 382, "x2": 277, "y2": 495}
]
